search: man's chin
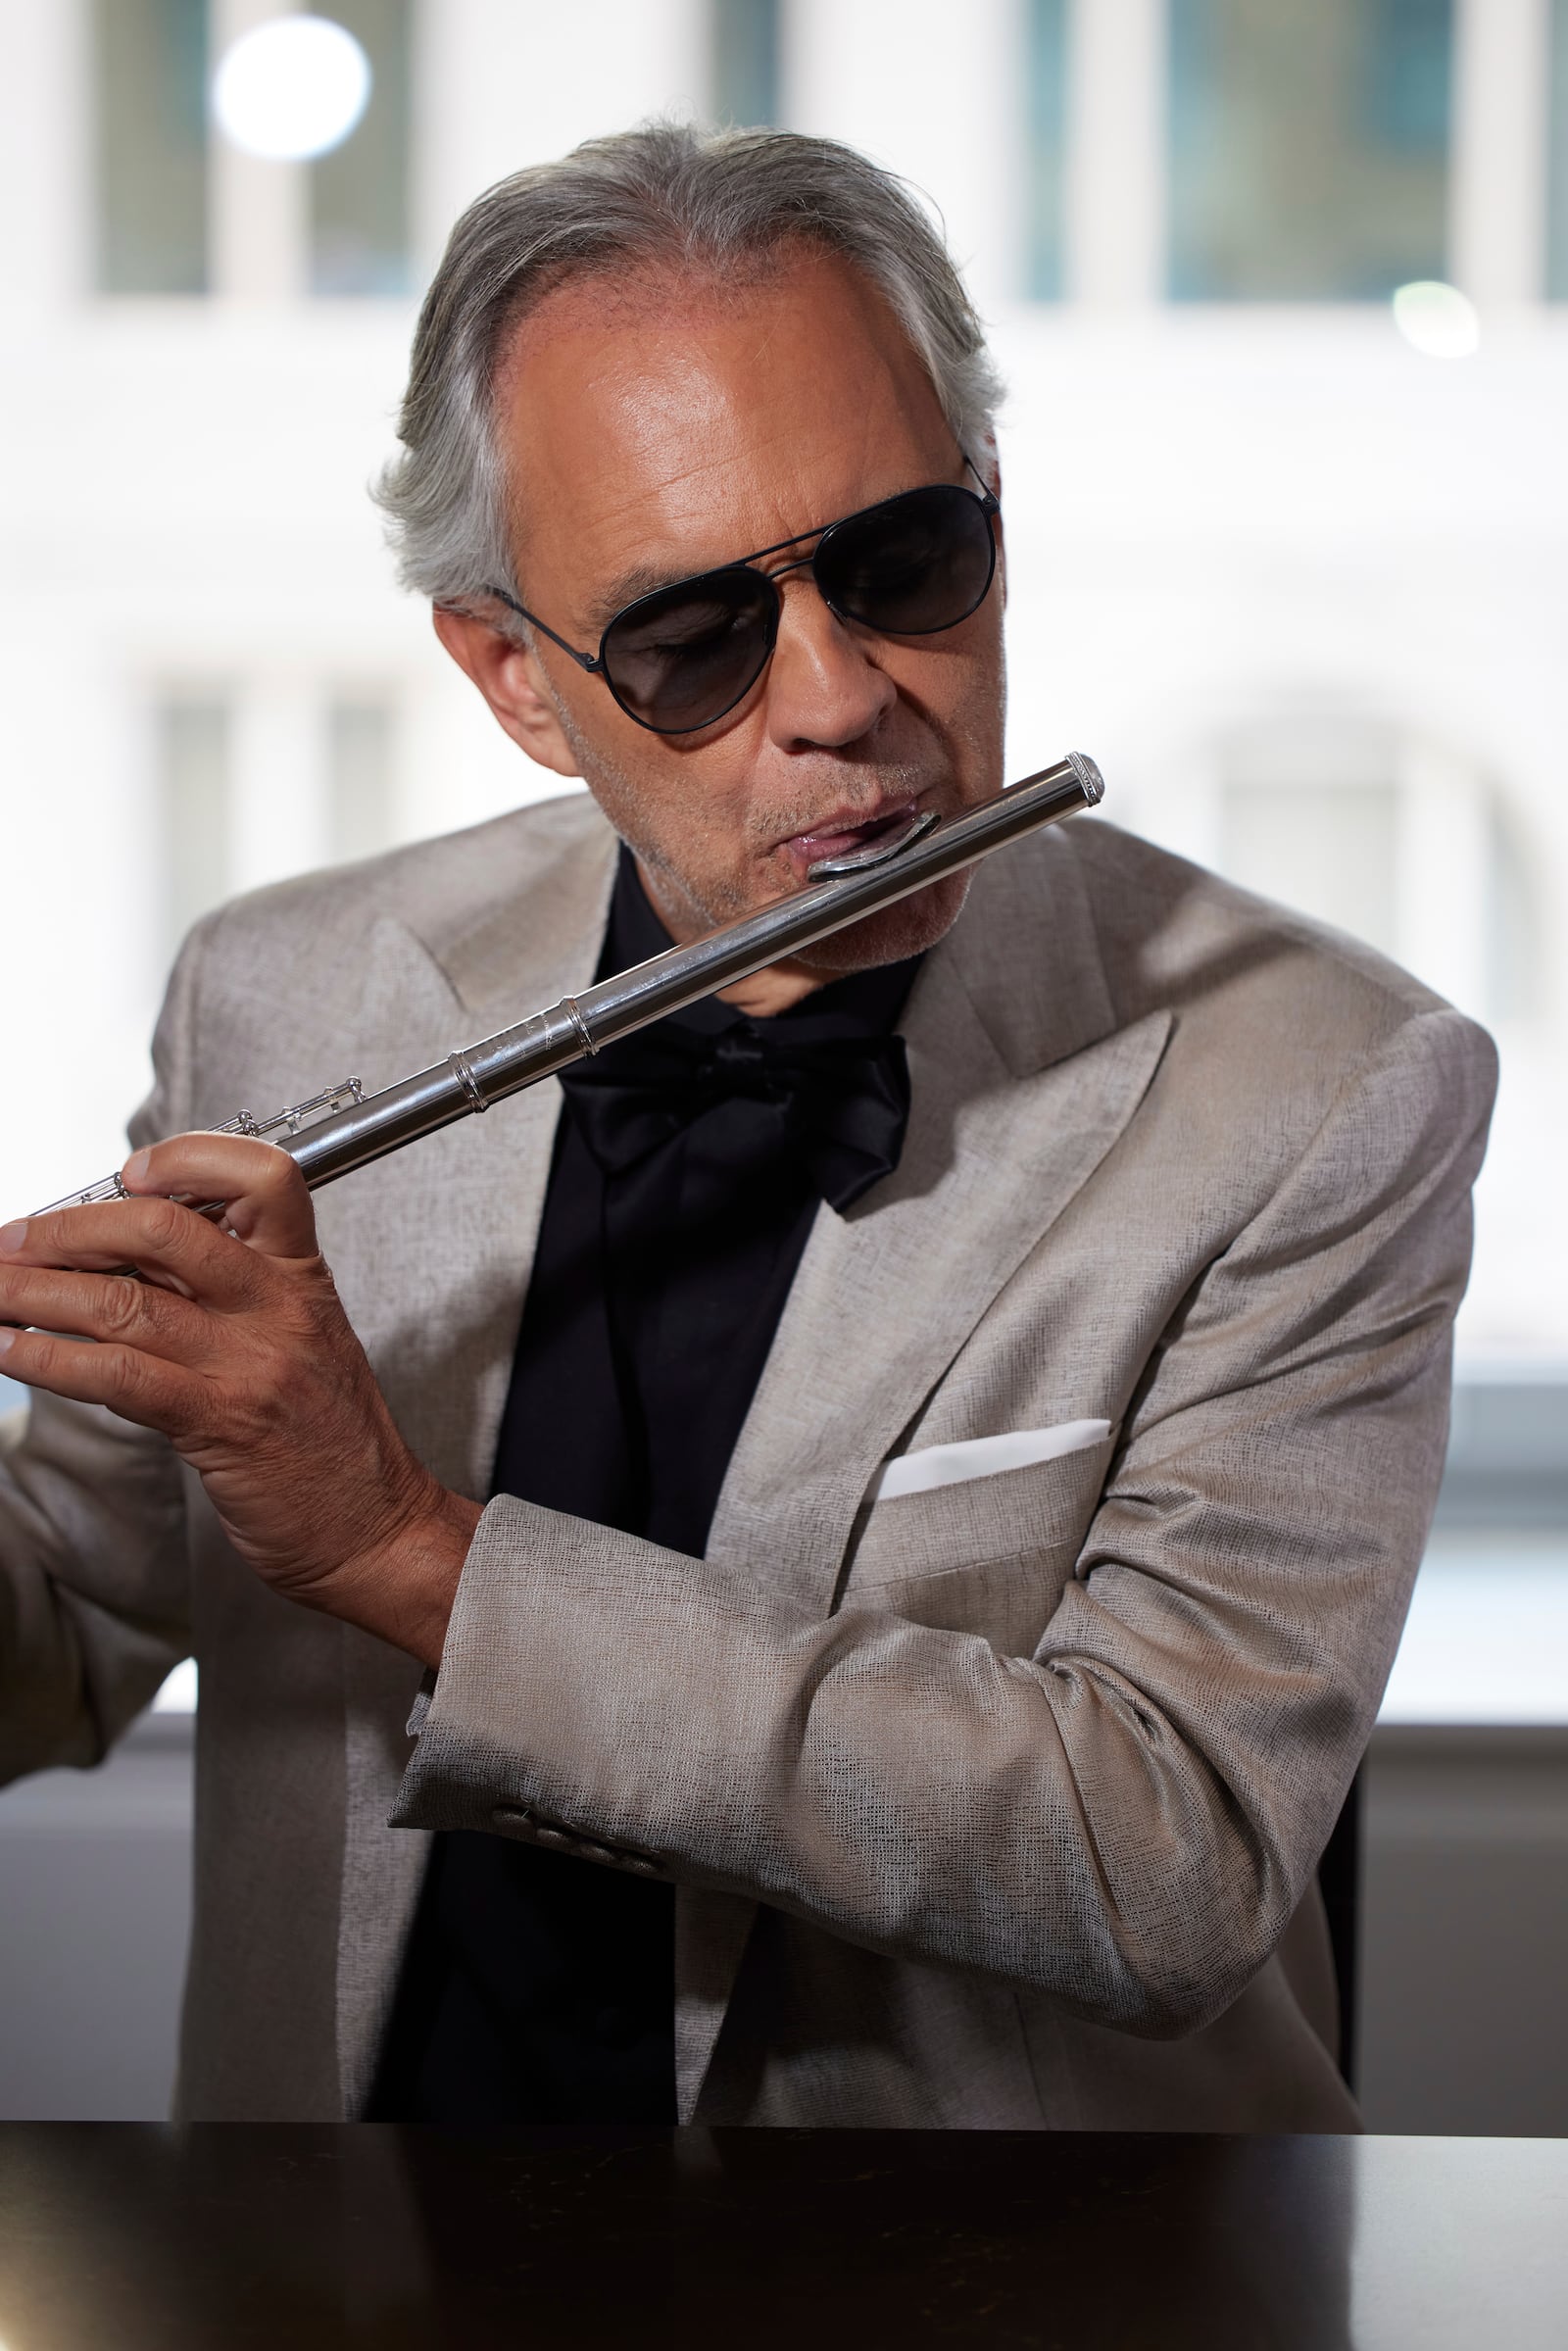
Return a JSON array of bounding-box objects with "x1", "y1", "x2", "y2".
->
[{"x1": 789, "y1": 870, "x2": 974, "y2": 980}]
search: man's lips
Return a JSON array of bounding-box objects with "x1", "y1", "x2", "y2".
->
[{"x1": 781, "y1": 799, "x2": 921, "y2": 868}]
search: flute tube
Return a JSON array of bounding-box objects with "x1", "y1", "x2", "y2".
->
[
  {"x1": 40, "y1": 755, "x2": 1102, "y2": 1214},
  {"x1": 286, "y1": 755, "x2": 1100, "y2": 1194}
]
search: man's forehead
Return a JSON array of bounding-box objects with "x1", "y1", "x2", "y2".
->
[
  {"x1": 492, "y1": 250, "x2": 954, "y2": 610},
  {"x1": 494, "y1": 245, "x2": 889, "y2": 403}
]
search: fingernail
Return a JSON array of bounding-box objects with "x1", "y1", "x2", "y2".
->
[
  {"x1": 0, "y1": 1220, "x2": 26, "y2": 1254},
  {"x1": 123, "y1": 1151, "x2": 151, "y2": 1186},
  {"x1": 0, "y1": 1330, "x2": 14, "y2": 1355}
]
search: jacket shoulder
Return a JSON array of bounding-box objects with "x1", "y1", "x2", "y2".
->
[
  {"x1": 172, "y1": 789, "x2": 611, "y2": 1016},
  {"x1": 204, "y1": 789, "x2": 606, "y2": 957},
  {"x1": 134, "y1": 792, "x2": 613, "y2": 1138},
  {"x1": 1063, "y1": 816, "x2": 1492, "y2": 1068}
]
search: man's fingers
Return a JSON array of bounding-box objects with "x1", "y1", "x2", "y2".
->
[
  {"x1": 0, "y1": 1321, "x2": 204, "y2": 1435},
  {"x1": 0, "y1": 1260, "x2": 212, "y2": 1363},
  {"x1": 0, "y1": 1195, "x2": 268, "y2": 1309},
  {"x1": 0, "y1": 1128, "x2": 325, "y2": 1300},
  {"x1": 122, "y1": 1132, "x2": 322, "y2": 1262}
]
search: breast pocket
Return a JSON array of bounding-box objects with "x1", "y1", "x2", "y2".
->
[{"x1": 840, "y1": 1432, "x2": 1117, "y2": 1650}]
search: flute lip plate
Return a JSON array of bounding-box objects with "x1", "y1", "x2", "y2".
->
[{"x1": 805, "y1": 806, "x2": 940, "y2": 878}]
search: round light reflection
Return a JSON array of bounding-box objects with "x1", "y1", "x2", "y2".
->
[
  {"x1": 212, "y1": 15, "x2": 370, "y2": 162},
  {"x1": 1392, "y1": 280, "x2": 1480, "y2": 360}
]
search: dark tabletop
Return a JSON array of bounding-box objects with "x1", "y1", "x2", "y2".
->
[{"x1": 0, "y1": 2126, "x2": 1565, "y2": 2350}]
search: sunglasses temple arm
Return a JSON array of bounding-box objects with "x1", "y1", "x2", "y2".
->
[
  {"x1": 485, "y1": 587, "x2": 604, "y2": 675},
  {"x1": 959, "y1": 449, "x2": 1000, "y2": 508}
]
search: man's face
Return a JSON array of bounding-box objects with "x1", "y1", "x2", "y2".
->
[{"x1": 452, "y1": 248, "x2": 1006, "y2": 1001}]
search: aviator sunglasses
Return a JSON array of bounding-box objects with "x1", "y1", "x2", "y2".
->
[{"x1": 490, "y1": 457, "x2": 1000, "y2": 736}]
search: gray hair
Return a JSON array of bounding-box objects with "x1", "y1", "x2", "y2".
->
[{"x1": 374, "y1": 121, "x2": 1004, "y2": 609}]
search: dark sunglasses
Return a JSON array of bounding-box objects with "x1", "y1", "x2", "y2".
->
[{"x1": 489, "y1": 458, "x2": 1000, "y2": 736}]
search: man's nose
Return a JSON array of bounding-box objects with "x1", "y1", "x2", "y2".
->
[{"x1": 761, "y1": 570, "x2": 897, "y2": 751}]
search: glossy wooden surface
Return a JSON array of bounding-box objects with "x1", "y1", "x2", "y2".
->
[{"x1": 0, "y1": 2127, "x2": 1564, "y2": 2349}]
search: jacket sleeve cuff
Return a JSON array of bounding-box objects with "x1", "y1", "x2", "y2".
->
[{"x1": 387, "y1": 1491, "x2": 677, "y2": 1882}]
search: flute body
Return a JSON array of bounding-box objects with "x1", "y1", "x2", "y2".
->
[{"x1": 44, "y1": 754, "x2": 1102, "y2": 1214}]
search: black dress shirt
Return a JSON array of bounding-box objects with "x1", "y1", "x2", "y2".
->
[{"x1": 369, "y1": 848, "x2": 918, "y2": 2123}]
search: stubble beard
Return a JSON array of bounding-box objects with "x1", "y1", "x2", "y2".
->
[{"x1": 542, "y1": 684, "x2": 995, "y2": 979}]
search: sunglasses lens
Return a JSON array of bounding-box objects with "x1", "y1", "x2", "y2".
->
[
  {"x1": 817, "y1": 483, "x2": 996, "y2": 636},
  {"x1": 602, "y1": 569, "x2": 777, "y2": 733},
  {"x1": 594, "y1": 481, "x2": 996, "y2": 733}
]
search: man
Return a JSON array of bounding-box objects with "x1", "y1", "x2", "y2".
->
[{"x1": 0, "y1": 125, "x2": 1494, "y2": 2129}]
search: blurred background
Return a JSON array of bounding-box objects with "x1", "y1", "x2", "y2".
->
[{"x1": 0, "y1": 0, "x2": 1564, "y2": 2131}]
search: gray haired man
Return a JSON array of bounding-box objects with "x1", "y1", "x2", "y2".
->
[{"x1": 0, "y1": 126, "x2": 1494, "y2": 2129}]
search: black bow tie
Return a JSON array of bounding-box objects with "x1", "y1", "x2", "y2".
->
[{"x1": 559, "y1": 1017, "x2": 911, "y2": 1212}]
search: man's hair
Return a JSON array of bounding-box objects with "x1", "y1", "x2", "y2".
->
[{"x1": 373, "y1": 121, "x2": 1004, "y2": 610}]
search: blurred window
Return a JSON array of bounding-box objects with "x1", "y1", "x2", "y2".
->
[
  {"x1": 1223, "y1": 773, "x2": 1400, "y2": 955},
  {"x1": 1549, "y1": 0, "x2": 1568, "y2": 300},
  {"x1": 1484, "y1": 801, "x2": 1544, "y2": 1025},
  {"x1": 1026, "y1": 0, "x2": 1069, "y2": 299},
  {"x1": 1168, "y1": 0, "x2": 1453, "y2": 299},
  {"x1": 92, "y1": 2, "x2": 411, "y2": 301},
  {"x1": 1220, "y1": 730, "x2": 1400, "y2": 955},
  {"x1": 328, "y1": 697, "x2": 399, "y2": 862},
  {"x1": 160, "y1": 697, "x2": 232, "y2": 953},
  {"x1": 1214, "y1": 721, "x2": 1541, "y2": 1032},
  {"x1": 711, "y1": 0, "x2": 780, "y2": 128},
  {"x1": 92, "y1": 0, "x2": 209, "y2": 295},
  {"x1": 309, "y1": 0, "x2": 414, "y2": 296}
]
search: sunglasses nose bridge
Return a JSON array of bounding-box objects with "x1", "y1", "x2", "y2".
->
[
  {"x1": 763, "y1": 544, "x2": 866, "y2": 649},
  {"x1": 733, "y1": 549, "x2": 843, "y2": 664},
  {"x1": 767, "y1": 549, "x2": 818, "y2": 586}
]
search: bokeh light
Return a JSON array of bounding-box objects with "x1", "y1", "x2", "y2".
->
[
  {"x1": 1392, "y1": 279, "x2": 1482, "y2": 359},
  {"x1": 211, "y1": 15, "x2": 370, "y2": 162}
]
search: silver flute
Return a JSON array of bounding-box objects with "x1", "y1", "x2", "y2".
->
[{"x1": 45, "y1": 754, "x2": 1102, "y2": 1216}]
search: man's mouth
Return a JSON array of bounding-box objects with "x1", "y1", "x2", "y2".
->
[{"x1": 782, "y1": 799, "x2": 922, "y2": 873}]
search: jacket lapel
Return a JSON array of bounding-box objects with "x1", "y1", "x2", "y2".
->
[
  {"x1": 325, "y1": 796, "x2": 618, "y2": 2114},
  {"x1": 706, "y1": 822, "x2": 1167, "y2": 1612},
  {"x1": 679, "y1": 824, "x2": 1171, "y2": 2115},
  {"x1": 705, "y1": 1003, "x2": 1172, "y2": 1609}
]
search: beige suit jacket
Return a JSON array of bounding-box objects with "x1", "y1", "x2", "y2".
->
[{"x1": 0, "y1": 796, "x2": 1495, "y2": 2129}]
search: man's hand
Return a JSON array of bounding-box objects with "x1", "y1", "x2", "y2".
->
[{"x1": 0, "y1": 1136, "x2": 480, "y2": 1669}]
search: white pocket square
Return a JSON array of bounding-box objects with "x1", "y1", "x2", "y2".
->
[{"x1": 871, "y1": 1419, "x2": 1113, "y2": 1502}]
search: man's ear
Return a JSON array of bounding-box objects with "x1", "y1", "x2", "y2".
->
[{"x1": 432, "y1": 606, "x2": 580, "y2": 779}]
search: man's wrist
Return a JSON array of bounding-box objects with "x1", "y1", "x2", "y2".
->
[{"x1": 331, "y1": 1480, "x2": 483, "y2": 1670}]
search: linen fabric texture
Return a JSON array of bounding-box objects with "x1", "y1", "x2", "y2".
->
[{"x1": 0, "y1": 796, "x2": 1496, "y2": 2130}]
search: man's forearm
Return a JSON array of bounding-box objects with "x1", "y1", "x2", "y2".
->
[{"x1": 391, "y1": 1490, "x2": 1292, "y2": 2036}]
